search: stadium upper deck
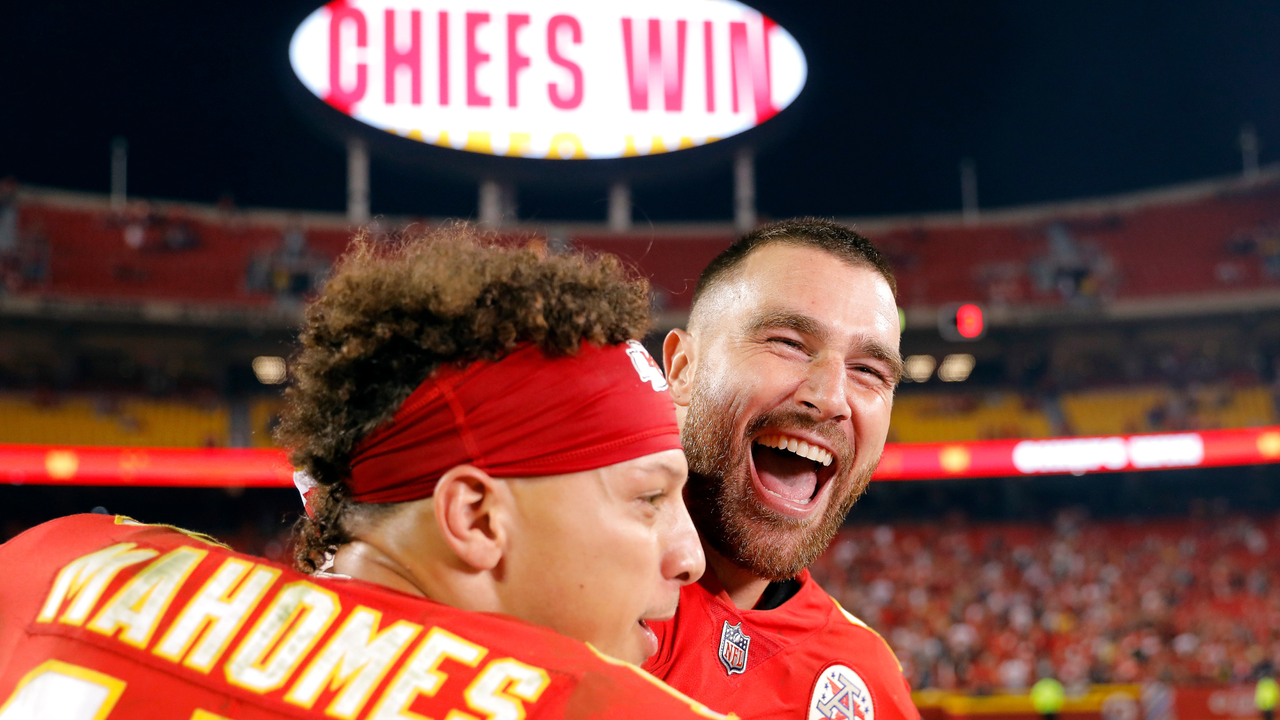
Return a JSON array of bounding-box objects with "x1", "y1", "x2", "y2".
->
[{"x1": 4, "y1": 169, "x2": 1280, "y2": 322}]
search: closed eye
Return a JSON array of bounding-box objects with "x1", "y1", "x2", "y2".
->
[
  {"x1": 768, "y1": 337, "x2": 807, "y2": 352},
  {"x1": 852, "y1": 365, "x2": 892, "y2": 384}
]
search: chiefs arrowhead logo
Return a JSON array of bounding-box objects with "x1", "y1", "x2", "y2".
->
[
  {"x1": 624, "y1": 340, "x2": 669, "y2": 391},
  {"x1": 809, "y1": 664, "x2": 875, "y2": 720}
]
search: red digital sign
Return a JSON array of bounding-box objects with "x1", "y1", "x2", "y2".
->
[
  {"x1": 955, "y1": 303, "x2": 984, "y2": 339},
  {"x1": 937, "y1": 302, "x2": 987, "y2": 342}
]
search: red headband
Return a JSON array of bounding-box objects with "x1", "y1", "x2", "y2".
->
[{"x1": 339, "y1": 340, "x2": 680, "y2": 505}]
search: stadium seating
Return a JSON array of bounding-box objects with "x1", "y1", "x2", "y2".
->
[
  {"x1": 887, "y1": 384, "x2": 1277, "y2": 443},
  {"x1": 0, "y1": 394, "x2": 227, "y2": 447},
  {"x1": 889, "y1": 393, "x2": 1055, "y2": 443},
  {"x1": 248, "y1": 397, "x2": 284, "y2": 448},
  {"x1": 4, "y1": 385, "x2": 1270, "y2": 448},
  {"x1": 568, "y1": 234, "x2": 730, "y2": 311},
  {"x1": 7, "y1": 198, "x2": 352, "y2": 304},
  {"x1": 16, "y1": 204, "x2": 273, "y2": 303},
  {"x1": 1061, "y1": 385, "x2": 1276, "y2": 435},
  {"x1": 8, "y1": 174, "x2": 1280, "y2": 311},
  {"x1": 812, "y1": 512, "x2": 1280, "y2": 690},
  {"x1": 876, "y1": 180, "x2": 1280, "y2": 307}
]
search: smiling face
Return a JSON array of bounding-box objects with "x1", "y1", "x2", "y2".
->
[
  {"x1": 498, "y1": 449, "x2": 704, "y2": 665},
  {"x1": 674, "y1": 243, "x2": 901, "y2": 580}
]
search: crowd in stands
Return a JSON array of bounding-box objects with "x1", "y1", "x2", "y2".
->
[
  {"x1": 887, "y1": 383, "x2": 1276, "y2": 443},
  {"x1": 1222, "y1": 219, "x2": 1280, "y2": 285},
  {"x1": 2, "y1": 368, "x2": 1275, "y2": 449},
  {"x1": 860, "y1": 179, "x2": 1280, "y2": 308},
  {"x1": 812, "y1": 508, "x2": 1280, "y2": 692},
  {"x1": 2, "y1": 379, "x2": 1273, "y2": 449},
  {"x1": 4, "y1": 173, "x2": 1280, "y2": 311},
  {"x1": 0, "y1": 178, "x2": 49, "y2": 292},
  {"x1": 0, "y1": 188, "x2": 354, "y2": 304},
  {"x1": 243, "y1": 221, "x2": 330, "y2": 301},
  {"x1": 0, "y1": 392, "x2": 282, "y2": 448},
  {"x1": 0, "y1": 393, "x2": 231, "y2": 448}
]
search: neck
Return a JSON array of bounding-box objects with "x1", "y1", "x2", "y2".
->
[
  {"x1": 330, "y1": 540, "x2": 431, "y2": 598},
  {"x1": 327, "y1": 506, "x2": 501, "y2": 614},
  {"x1": 701, "y1": 542, "x2": 773, "y2": 610}
]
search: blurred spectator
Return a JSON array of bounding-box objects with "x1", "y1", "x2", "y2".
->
[
  {"x1": 0, "y1": 178, "x2": 16, "y2": 255},
  {"x1": 1225, "y1": 222, "x2": 1280, "y2": 282},
  {"x1": 12, "y1": 220, "x2": 50, "y2": 291},
  {"x1": 1030, "y1": 224, "x2": 1118, "y2": 307},
  {"x1": 281, "y1": 220, "x2": 306, "y2": 257},
  {"x1": 245, "y1": 220, "x2": 329, "y2": 301},
  {"x1": 121, "y1": 201, "x2": 150, "y2": 250},
  {"x1": 1217, "y1": 259, "x2": 1245, "y2": 286},
  {"x1": 162, "y1": 212, "x2": 200, "y2": 250},
  {"x1": 813, "y1": 509, "x2": 1280, "y2": 691},
  {"x1": 0, "y1": 179, "x2": 19, "y2": 293},
  {"x1": 975, "y1": 261, "x2": 1028, "y2": 307}
]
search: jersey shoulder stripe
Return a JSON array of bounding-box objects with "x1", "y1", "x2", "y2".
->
[
  {"x1": 827, "y1": 595, "x2": 903, "y2": 672},
  {"x1": 586, "y1": 644, "x2": 738, "y2": 720},
  {"x1": 112, "y1": 515, "x2": 230, "y2": 550}
]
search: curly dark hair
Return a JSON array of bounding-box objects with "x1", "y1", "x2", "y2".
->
[{"x1": 276, "y1": 224, "x2": 653, "y2": 572}]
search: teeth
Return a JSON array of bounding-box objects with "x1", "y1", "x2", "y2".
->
[{"x1": 755, "y1": 434, "x2": 833, "y2": 467}]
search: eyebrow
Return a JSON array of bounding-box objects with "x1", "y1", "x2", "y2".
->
[
  {"x1": 744, "y1": 310, "x2": 829, "y2": 343},
  {"x1": 745, "y1": 309, "x2": 904, "y2": 384}
]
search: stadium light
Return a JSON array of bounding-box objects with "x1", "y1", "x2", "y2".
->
[
  {"x1": 938, "y1": 302, "x2": 987, "y2": 342},
  {"x1": 904, "y1": 355, "x2": 936, "y2": 383},
  {"x1": 938, "y1": 354, "x2": 975, "y2": 382},
  {"x1": 252, "y1": 356, "x2": 287, "y2": 385}
]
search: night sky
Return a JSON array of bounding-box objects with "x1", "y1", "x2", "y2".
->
[{"x1": 3, "y1": 0, "x2": 1279, "y2": 222}]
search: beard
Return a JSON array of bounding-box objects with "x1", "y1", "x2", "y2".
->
[{"x1": 682, "y1": 380, "x2": 877, "y2": 581}]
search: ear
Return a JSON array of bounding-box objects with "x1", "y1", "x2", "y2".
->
[
  {"x1": 663, "y1": 328, "x2": 695, "y2": 409},
  {"x1": 432, "y1": 465, "x2": 508, "y2": 571}
]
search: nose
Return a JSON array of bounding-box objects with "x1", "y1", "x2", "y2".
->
[
  {"x1": 662, "y1": 497, "x2": 706, "y2": 586},
  {"x1": 793, "y1": 353, "x2": 851, "y2": 422}
]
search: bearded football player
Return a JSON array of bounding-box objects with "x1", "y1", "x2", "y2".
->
[
  {"x1": 644, "y1": 218, "x2": 920, "y2": 720},
  {"x1": 0, "y1": 228, "x2": 729, "y2": 720}
]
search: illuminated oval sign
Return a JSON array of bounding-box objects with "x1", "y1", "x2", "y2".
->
[{"x1": 289, "y1": 0, "x2": 807, "y2": 159}]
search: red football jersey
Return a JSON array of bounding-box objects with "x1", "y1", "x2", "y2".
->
[
  {"x1": 0, "y1": 514, "x2": 732, "y2": 720},
  {"x1": 642, "y1": 570, "x2": 919, "y2": 720}
]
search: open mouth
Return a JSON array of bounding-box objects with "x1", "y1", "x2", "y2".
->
[
  {"x1": 636, "y1": 618, "x2": 659, "y2": 659},
  {"x1": 750, "y1": 433, "x2": 838, "y2": 509}
]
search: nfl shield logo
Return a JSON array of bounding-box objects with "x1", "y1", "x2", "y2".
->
[{"x1": 718, "y1": 621, "x2": 751, "y2": 675}]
